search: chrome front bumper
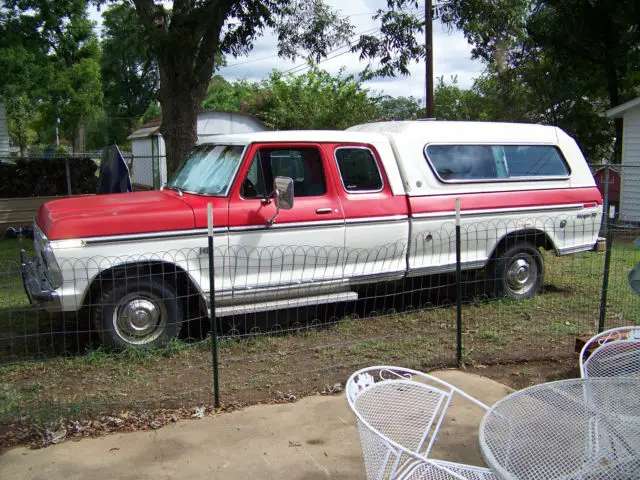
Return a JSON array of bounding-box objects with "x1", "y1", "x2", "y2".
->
[{"x1": 20, "y1": 249, "x2": 57, "y2": 303}]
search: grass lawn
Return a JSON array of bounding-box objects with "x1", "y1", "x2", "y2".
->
[
  {"x1": 0, "y1": 235, "x2": 638, "y2": 429},
  {"x1": 0, "y1": 238, "x2": 35, "y2": 311}
]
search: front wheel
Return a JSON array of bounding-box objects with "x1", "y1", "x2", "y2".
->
[
  {"x1": 491, "y1": 243, "x2": 544, "y2": 300},
  {"x1": 94, "y1": 278, "x2": 183, "y2": 348}
]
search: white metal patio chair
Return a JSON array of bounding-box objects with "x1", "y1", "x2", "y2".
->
[
  {"x1": 579, "y1": 327, "x2": 640, "y2": 465},
  {"x1": 579, "y1": 326, "x2": 640, "y2": 378},
  {"x1": 346, "y1": 366, "x2": 498, "y2": 480}
]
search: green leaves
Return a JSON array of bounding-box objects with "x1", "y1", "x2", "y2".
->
[
  {"x1": 353, "y1": 6, "x2": 425, "y2": 77},
  {"x1": 275, "y1": 0, "x2": 354, "y2": 63},
  {"x1": 0, "y1": 0, "x2": 102, "y2": 150},
  {"x1": 101, "y1": 3, "x2": 159, "y2": 144},
  {"x1": 201, "y1": 66, "x2": 435, "y2": 128},
  {"x1": 202, "y1": 67, "x2": 380, "y2": 131}
]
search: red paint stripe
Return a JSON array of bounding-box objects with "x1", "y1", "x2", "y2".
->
[{"x1": 409, "y1": 187, "x2": 602, "y2": 214}]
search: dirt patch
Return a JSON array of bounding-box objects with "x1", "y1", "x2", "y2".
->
[
  {"x1": 465, "y1": 358, "x2": 581, "y2": 391},
  {"x1": 0, "y1": 354, "x2": 580, "y2": 453}
]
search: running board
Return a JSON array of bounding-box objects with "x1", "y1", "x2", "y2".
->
[{"x1": 214, "y1": 291, "x2": 358, "y2": 317}]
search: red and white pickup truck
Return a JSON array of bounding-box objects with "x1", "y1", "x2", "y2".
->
[{"x1": 21, "y1": 121, "x2": 602, "y2": 348}]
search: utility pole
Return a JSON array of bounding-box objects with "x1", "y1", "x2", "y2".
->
[{"x1": 425, "y1": 0, "x2": 435, "y2": 119}]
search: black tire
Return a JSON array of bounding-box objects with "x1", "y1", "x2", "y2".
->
[
  {"x1": 491, "y1": 242, "x2": 544, "y2": 300},
  {"x1": 94, "y1": 278, "x2": 183, "y2": 348}
]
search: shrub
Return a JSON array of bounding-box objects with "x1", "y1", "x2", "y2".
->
[{"x1": 0, "y1": 157, "x2": 98, "y2": 198}]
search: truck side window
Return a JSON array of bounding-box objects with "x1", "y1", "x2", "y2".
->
[
  {"x1": 425, "y1": 145, "x2": 569, "y2": 181},
  {"x1": 335, "y1": 148, "x2": 383, "y2": 192},
  {"x1": 241, "y1": 147, "x2": 327, "y2": 198}
]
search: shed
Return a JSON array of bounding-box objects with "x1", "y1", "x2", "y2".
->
[
  {"x1": 593, "y1": 166, "x2": 621, "y2": 214},
  {"x1": 605, "y1": 97, "x2": 640, "y2": 224},
  {"x1": 0, "y1": 103, "x2": 10, "y2": 156},
  {"x1": 127, "y1": 110, "x2": 267, "y2": 188}
]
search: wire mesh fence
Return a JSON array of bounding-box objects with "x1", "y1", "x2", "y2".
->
[
  {"x1": 1, "y1": 160, "x2": 639, "y2": 440},
  {"x1": 1, "y1": 211, "x2": 638, "y2": 430}
]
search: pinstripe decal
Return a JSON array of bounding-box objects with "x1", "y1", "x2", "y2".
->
[{"x1": 411, "y1": 203, "x2": 585, "y2": 219}]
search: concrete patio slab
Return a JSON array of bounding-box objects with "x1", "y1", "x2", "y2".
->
[{"x1": 0, "y1": 369, "x2": 513, "y2": 479}]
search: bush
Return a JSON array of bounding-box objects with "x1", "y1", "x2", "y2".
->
[{"x1": 0, "y1": 157, "x2": 98, "y2": 198}]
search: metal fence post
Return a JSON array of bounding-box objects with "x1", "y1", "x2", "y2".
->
[
  {"x1": 64, "y1": 157, "x2": 72, "y2": 196},
  {"x1": 598, "y1": 166, "x2": 613, "y2": 333},
  {"x1": 455, "y1": 198, "x2": 463, "y2": 365},
  {"x1": 207, "y1": 203, "x2": 220, "y2": 408}
]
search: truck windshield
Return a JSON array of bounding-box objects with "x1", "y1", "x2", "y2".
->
[{"x1": 166, "y1": 144, "x2": 246, "y2": 196}]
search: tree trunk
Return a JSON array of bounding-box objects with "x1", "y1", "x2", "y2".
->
[
  {"x1": 613, "y1": 118, "x2": 623, "y2": 164},
  {"x1": 603, "y1": 15, "x2": 623, "y2": 165},
  {"x1": 158, "y1": 89, "x2": 200, "y2": 179},
  {"x1": 156, "y1": 44, "x2": 212, "y2": 178},
  {"x1": 73, "y1": 123, "x2": 85, "y2": 153}
]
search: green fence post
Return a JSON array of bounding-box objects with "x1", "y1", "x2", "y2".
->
[
  {"x1": 208, "y1": 203, "x2": 220, "y2": 408},
  {"x1": 455, "y1": 199, "x2": 463, "y2": 366},
  {"x1": 598, "y1": 166, "x2": 613, "y2": 333}
]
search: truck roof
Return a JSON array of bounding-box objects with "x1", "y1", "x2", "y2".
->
[
  {"x1": 348, "y1": 120, "x2": 561, "y2": 144},
  {"x1": 198, "y1": 121, "x2": 562, "y2": 146},
  {"x1": 197, "y1": 130, "x2": 389, "y2": 145}
]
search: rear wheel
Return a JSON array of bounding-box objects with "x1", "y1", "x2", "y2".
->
[
  {"x1": 491, "y1": 243, "x2": 544, "y2": 300},
  {"x1": 94, "y1": 278, "x2": 182, "y2": 348}
]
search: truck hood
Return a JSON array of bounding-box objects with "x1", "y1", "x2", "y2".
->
[{"x1": 37, "y1": 191, "x2": 196, "y2": 240}]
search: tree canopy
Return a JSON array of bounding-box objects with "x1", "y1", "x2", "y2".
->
[
  {"x1": 100, "y1": 3, "x2": 158, "y2": 144},
  {"x1": 1, "y1": 0, "x2": 638, "y2": 167},
  {"x1": 1, "y1": 0, "x2": 102, "y2": 152}
]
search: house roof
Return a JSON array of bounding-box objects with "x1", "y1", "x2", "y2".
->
[{"x1": 604, "y1": 96, "x2": 640, "y2": 118}]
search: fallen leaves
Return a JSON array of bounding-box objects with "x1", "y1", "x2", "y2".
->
[{"x1": 0, "y1": 405, "x2": 220, "y2": 452}]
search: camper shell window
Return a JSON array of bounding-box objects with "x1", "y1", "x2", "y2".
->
[{"x1": 424, "y1": 145, "x2": 570, "y2": 182}]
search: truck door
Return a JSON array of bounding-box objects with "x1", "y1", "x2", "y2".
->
[
  {"x1": 227, "y1": 143, "x2": 345, "y2": 299},
  {"x1": 326, "y1": 144, "x2": 409, "y2": 281}
]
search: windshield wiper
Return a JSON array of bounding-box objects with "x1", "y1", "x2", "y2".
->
[{"x1": 163, "y1": 184, "x2": 184, "y2": 197}]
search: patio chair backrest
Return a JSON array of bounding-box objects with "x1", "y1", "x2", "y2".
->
[
  {"x1": 346, "y1": 367, "x2": 490, "y2": 455},
  {"x1": 353, "y1": 378, "x2": 450, "y2": 455},
  {"x1": 580, "y1": 326, "x2": 640, "y2": 378},
  {"x1": 346, "y1": 366, "x2": 496, "y2": 480}
]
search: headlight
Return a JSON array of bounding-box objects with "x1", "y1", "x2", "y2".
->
[
  {"x1": 42, "y1": 242, "x2": 63, "y2": 288},
  {"x1": 33, "y1": 226, "x2": 63, "y2": 289}
]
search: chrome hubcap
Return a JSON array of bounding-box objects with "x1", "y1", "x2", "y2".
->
[
  {"x1": 113, "y1": 292, "x2": 167, "y2": 345},
  {"x1": 506, "y1": 256, "x2": 536, "y2": 293}
]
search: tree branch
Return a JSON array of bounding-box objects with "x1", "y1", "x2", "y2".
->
[
  {"x1": 193, "y1": 0, "x2": 237, "y2": 86},
  {"x1": 131, "y1": 0, "x2": 167, "y2": 33}
]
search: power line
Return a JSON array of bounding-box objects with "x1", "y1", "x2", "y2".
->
[
  {"x1": 221, "y1": 7, "x2": 422, "y2": 75},
  {"x1": 220, "y1": 53, "x2": 281, "y2": 70},
  {"x1": 282, "y1": 26, "x2": 382, "y2": 75},
  {"x1": 285, "y1": 8, "x2": 425, "y2": 77}
]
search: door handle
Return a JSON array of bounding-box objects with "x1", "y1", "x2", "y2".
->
[{"x1": 316, "y1": 208, "x2": 333, "y2": 214}]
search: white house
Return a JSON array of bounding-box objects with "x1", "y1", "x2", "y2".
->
[
  {"x1": 605, "y1": 96, "x2": 640, "y2": 224},
  {"x1": 127, "y1": 110, "x2": 267, "y2": 188},
  {"x1": 0, "y1": 103, "x2": 10, "y2": 156}
]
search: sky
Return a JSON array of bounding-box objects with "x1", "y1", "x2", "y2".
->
[{"x1": 89, "y1": 0, "x2": 485, "y2": 106}]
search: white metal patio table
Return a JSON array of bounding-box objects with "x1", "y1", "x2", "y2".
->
[{"x1": 479, "y1": 377, "x2": 640, "y2": 480}]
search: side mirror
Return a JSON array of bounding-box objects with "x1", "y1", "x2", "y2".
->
[{"x1": 267, "y1": 176, "x2": 294, "y2": 225}]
